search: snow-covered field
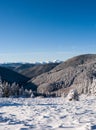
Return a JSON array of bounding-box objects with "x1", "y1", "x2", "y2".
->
[{"x1": 0, "y1": 95, "x2": 96, "y2": 130}]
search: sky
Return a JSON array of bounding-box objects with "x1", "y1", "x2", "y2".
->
[{"x1": 0, "y1": 0, "x2": 96, "y2": 63}]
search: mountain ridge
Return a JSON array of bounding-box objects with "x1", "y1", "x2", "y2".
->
[
  {"x1": 0, "y1": 54, "x2": 96, "y2": 96},
  {"x1": 30, "y1": 54, "x2": 96, "y2": 96}
]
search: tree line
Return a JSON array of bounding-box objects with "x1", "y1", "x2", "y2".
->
[{"x1": 0, "y1": 77, "x2": 34, "y2": 98}]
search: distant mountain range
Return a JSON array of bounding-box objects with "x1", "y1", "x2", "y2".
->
[
  {"x1": 0, "y1": 60, "x2": 62, "y2": 68},
  {"x1": 0, "y1": 54, "x2": 96, "y2": 96}
]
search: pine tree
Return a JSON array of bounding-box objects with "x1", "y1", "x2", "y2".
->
[
  {"x1": 90, "y1": 78, "x2": 96, "y2": 95},
  {"x1": 3, "y1": 82, "x2": 10, "y2": 97},
  {"x1": 0, "y1": 76, "x2": 3, "y2": 97},
  {"x1": 19, "y1": 86, "x2": 24, "y2": 96}
]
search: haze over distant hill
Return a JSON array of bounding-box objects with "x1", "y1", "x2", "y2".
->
[
  {"x1": 14, "y1": 63, "x2": 36, "y2": 73},
  {"x1": 15, "y1": 63, "x2": 59, "y2": 79},
  {"x1": 0, "y1": 63, "x2": 23, "y2": 70}
]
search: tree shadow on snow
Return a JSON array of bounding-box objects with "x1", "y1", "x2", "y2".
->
[
  {"x1": 91, "y1": 125, "x2": 96, "y2": 130},
  {"x1": 0, "y1": 102, "x2": 22, "y2": 107}
]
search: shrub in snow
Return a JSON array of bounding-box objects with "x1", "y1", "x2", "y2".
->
[
  {"x1": 23, "y1": 89, "x2": 34, "y2": 98},
  {"x1": 67, "y1": 89, "x2": 79, "y2": 101},
  {"x1": 30, "y1": 90, "x2": 34, "y2": 98}
]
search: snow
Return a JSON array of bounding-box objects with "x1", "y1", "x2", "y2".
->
[{"x1": 0, "y1": 95, "x2": 96, "y2": 130}]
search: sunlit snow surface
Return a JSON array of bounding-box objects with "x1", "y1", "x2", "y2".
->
[{"x1": 0, "y1": 95, "x2": 96, "y2": 130}]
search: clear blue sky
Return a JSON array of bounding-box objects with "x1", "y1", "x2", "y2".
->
[{"x1": 0, "y1": 0, "x2": 96, "y2": 63}]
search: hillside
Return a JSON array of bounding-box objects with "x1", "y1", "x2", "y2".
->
[
  {"x1": 0, "y1": 63, "x2": 59, "y2": 92},
  {"x1": 28, "y1": 54, "x2": 96, "y2": 96},
  {"x1": 0, "y1": 63, "x2": 23, "y2": 70},
  {"x1": 15, "y1": 63, "x2": 59, "y2": 79},
  {"x1": 0, "y1": 66, "x2": 30, "y2": 85},
  {"x1": 14, "y1": 63, "x2": 36, "y2": 73}
]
